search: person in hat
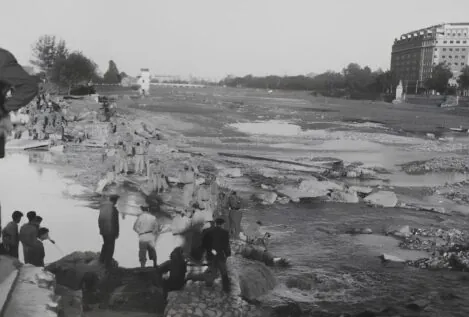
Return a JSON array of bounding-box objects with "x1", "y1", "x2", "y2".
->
[
  {"x1": 202, "y1": 217, "x2": 231, "y2": 293},
  {"x1": 2, "y1": 210, "x2": 24, "y2": 258},
  {"x1": 28, "y1": 227, "x2": 49, "y2": 267},
  {"x1": 133, "y1": 204, "x2": 159, "y2": 268},
  {"x1": 19, "y1": 211, "x2": 38, "y2": 263},
  {"x1": 98, "y1": 194, "x2": 120, "y2": 268}
]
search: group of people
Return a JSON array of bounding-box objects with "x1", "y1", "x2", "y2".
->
[
  {"x1": 1, "y1": 210, "x2": 53, "y2": 267},
  {"x1": 114, "y1": 132, "x2": 151, "y2": 176},
  {"x1": 97, "y1": 193, "x2": 233, "y2": 299}
]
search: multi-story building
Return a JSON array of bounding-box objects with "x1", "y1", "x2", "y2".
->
[{"x1": 391, "y1": 23, "x2": 469, "y2": 92}]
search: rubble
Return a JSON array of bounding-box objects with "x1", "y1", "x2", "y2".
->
[{"x1": 400, "y1": 156, "x2": 469, "y2": 174}]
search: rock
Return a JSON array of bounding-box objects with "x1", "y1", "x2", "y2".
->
[
  {"x1": 349, "y1": 186, "x2": 373, "y2": 195},
  {"x1": 218, "y1": 167, "x2": 243, "y2": 178},
  {"x1": 426, "y1": 133, "x2": 436, "y2": 139},
  {"x1": 253, "y1": 192, "x2": 277, "y2": 205},
  {"x1": 277, "y1": 178, "x2": 341, "y2": 201},
  {"x1": 364, "y1": 191, "x2": 398, "y2": 207},
  {"x1": 379, "y1": 254, "x2": 405, "y2": 263},
  {"x1": 389, "y1": 225, "x2": 412, "y2": 237},
  {"x1": 50, "y1": 145, "x2": 64, "y2": 153},
  {"x1": 330, "y1": 190, "x2": 359, "y2": 203}
]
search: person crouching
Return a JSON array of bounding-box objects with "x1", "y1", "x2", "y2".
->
[{"x1": 158, "y1": 246, "x2": 187, "y2": 302}]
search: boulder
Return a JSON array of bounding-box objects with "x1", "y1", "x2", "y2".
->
[
  {"x1": 330, "y1": 190, "x2": 359, "y2": 203},
  {"x1": 364, "y1": 191, "x2": 398, "y2": 207},
  {"x1": 388, "y1": 225, "x2": 412, "y2": 238},
  {"x1": 349, "y1": 186, "x2": 373, "y2": 195},
  {"x1": 218, "y1": 167, "x2": 243, "y2": 178},
  {"x1": 277, "y1": 178, "x2": 342, "y2": 201},
  {"x1": 379, "y1": 253, "x2": 405, "y2": 264},
  {"x1": 253, "y1": 192, "x2": 278, "y2": 205}
]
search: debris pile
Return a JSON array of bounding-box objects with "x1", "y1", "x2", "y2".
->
[
  {"x1": 393, "y1": 226, "x2": 469, "y2": 271},
  {"x1": 400, "y1": 157, "x2": 469, "y2": 174}
]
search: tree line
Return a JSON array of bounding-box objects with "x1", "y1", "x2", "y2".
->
[
  {"x1": 31, "y1": 35, "x2": 126, "y2": 94},
  {"x1": 220, "y1": 63, "x2": 469, "y2": 98}
]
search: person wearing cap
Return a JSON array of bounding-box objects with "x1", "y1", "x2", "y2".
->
[
  {"x1": 98, "y1": 194, "x2": 120, "y2": 268},
  {"x1": 133, "y1": 205, "x2": 159, "y2": 268},
  {"x1": 2, "y1": 210, "x2": 24, "y2": 258},
  {"x1": 202, "y1": 217, "x2": 231, "y2": 292},
  {"x1": 19, "y1": 211, "x2": 38, "y2": 263},
  {"x1": 28, "y1": 227, "x2": 49, "y2": 267}
]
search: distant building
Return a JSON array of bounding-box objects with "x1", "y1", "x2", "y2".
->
[{"x1": 391, "y1": 23, "x2": 469, "y2": 92}]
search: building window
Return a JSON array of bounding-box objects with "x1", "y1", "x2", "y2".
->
[
  {"x1": 458, "y1": 33, "x2": 461, "y2": 36},
  {"x1": 443, "y1": 48, "x2": 447, "y2": 51},
  {"x1": 449, "y1": 56, "x2": 452, "y2": 58},
  {"x1": 442, "y1": 55, "x2": 446, "y2": 58},
  {"x1": 450, "y1": 41, "x2": 454, "y2": 44},
  {"x1": 462, "y1": 63, "x2": 465, "y2": 65},
  {"x1": 457, "y1": 41, "x2": 461, "y2": 44},
  {"x1": 456, "y1": 48, "x2": 460, "y2": 51},
  {"x1": 444, "y1": 41, "x2": 447, "y2": 44},
  {"x1": 455, "y1": 63, "x2": 459, "y2": 65},
  {"x1": 434, "y1": 48, "x2": 438, "y2": 51},
  {"x1": 464, "y1": 41, "x2": 468, "y2": 44},
  {"x1": 449, "y1": 48, "x2": 453, "y2": 51}
]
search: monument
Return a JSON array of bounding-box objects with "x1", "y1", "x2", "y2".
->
[
  {"x1": 392, "y1": 80, "x2": 403, "y2": 104},
  {"x1": 137, "y1": 68, "x2": 151, "y2": 97}
]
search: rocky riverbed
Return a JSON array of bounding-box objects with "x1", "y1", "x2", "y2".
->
[{"x1": 3, "y1": 87, "x2": 469, "y2": 316}]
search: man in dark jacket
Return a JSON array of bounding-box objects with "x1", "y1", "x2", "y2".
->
[
  {"x1": 29, "y1": 227, "x2": 49, "y2": 267},
  {"x1": 202, "y1": 217, "x2": 231, "y2": 292},
  {"x1": 19, "y1": 211, "x2": 38, "y2": 263},
  {"x1": 98, "y1": 194, "x2": 120, "y2": 268},
  {"x1": 1, "y1": 210, "x2": 23, "y2": 258},
  {"x1": 0, "y1": 48, "x2": 39, "y2": 158}
]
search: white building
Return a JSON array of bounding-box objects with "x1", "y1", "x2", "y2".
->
[{"x1": 137, "y1": 68, "x2": 151, "y2": 96}]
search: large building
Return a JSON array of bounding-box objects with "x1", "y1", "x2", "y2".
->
[{"x1": 391, "y1": 23, "x2": 469, "y2": 92}]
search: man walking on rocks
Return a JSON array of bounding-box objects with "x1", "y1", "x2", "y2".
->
[
  {"x1": 202, "y1": 217, "x2": 231, "y2": 293},
  {"x1": 98, "y1": 194, "x2": 120, "y2": 268},
  {"x1": 133, "y1": 204, "x2": 159, "y2": 268},
  {"x1": 2, "y1": 210, "x2": 23, "y2": 258}
]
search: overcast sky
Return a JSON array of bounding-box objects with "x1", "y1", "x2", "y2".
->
[{"x1": 1, "y1": 0, "x2": 468, "y2": 79}]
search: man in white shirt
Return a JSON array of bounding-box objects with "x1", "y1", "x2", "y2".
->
[{"x1": 133, "y1": 205, "x2": 160, "y2": 268}]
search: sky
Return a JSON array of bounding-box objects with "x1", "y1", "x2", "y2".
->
[{"x1": 1, "y1": 0, "x2": 468, "y2": 80}]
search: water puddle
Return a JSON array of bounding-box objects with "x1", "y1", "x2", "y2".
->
[
  {"x1": 0, "y1": 153, "x2": 183, "y2": 267},
  {"x1": 352, "y1": 234, "x2": 429, "y2": 262}
]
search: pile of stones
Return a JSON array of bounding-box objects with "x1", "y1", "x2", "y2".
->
[{"x1": 397, "y1": 227, "x2": 469, "y2": 271}]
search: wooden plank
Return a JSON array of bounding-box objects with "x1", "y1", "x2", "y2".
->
[{"x1": 6, "y1": 139, "x2": 49, "y2": 150}]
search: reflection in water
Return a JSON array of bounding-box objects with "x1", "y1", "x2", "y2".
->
[{"x1": 0, "y1": 153, "x2": 182, "y2": 267}]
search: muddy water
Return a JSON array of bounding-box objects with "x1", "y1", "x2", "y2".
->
[
  {"x1": 243, "y1": 203, "x2": 469, "y2": 316},
  {"x1": 0, "y1": 153, "x2": 183, "y2": 267}
]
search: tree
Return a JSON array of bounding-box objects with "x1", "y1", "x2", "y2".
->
[
  {"x1": 51, "y1": 52, "x2": 98, "y2": 94},
  {"x1": 103, "y1": 60, "x2": 121, "y2": 84},
  {"x1": 119, "y1": 72, "x2": 128, "y2": 79},
  {"x1": 425, "y1": 63, "x2": 453, "y2": 94},
  {"x1": 458, "y1": 66, "x2": 469, "y2": 91},
  {"x1": 31, "y1": 35, "x2": 69, "y2": 75}
]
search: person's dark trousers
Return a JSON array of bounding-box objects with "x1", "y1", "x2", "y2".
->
[
  {"x1": 205, "y1": 255, "x2": 230, "y2": 293},
  {"x1": 8, "y1": 244, "x2": 19, "y2": 258},
  {"x1": 99, "y1": 235, "x2": 116, "y2": 267}
]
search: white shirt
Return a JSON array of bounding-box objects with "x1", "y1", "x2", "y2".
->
[{"x1": 133, "y1": 212, "x2": 159, "y2": 235}]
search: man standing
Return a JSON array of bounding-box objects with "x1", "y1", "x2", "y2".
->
[
  {"x1": 179, "y1": 164, "x2": 196, "y2": 208},
  {"x1": 133, "y1": 204, "x2": 159, "y2": 268},
  {"x1": 1, "y1": 210, "x2": 23, "y2": 258},
  {"x1": 0, "y1": 48, "x2": 39, "y2": 158},
  {"x1": 19, "y1": 211, "x2": 38, "y2": 263},
  {"x1": 28, "y1": 227, "x2": 50, "y2": 267},
  {"x1": 227, "y1": 191, "x2": 242, "y2": 239},
  {"x1": 202, "y1": 217, "x2": 231, "y2": 293},
  {"x1": 134, "y1": 142, "x2": 145, "y2": 175},
  {"x1": 98, "y1": 194, "x2": 120, "y2": 268}
]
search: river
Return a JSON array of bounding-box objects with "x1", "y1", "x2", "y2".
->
[{"x1": 2, "y1": 151, "x2": 469, "y2": 316}]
